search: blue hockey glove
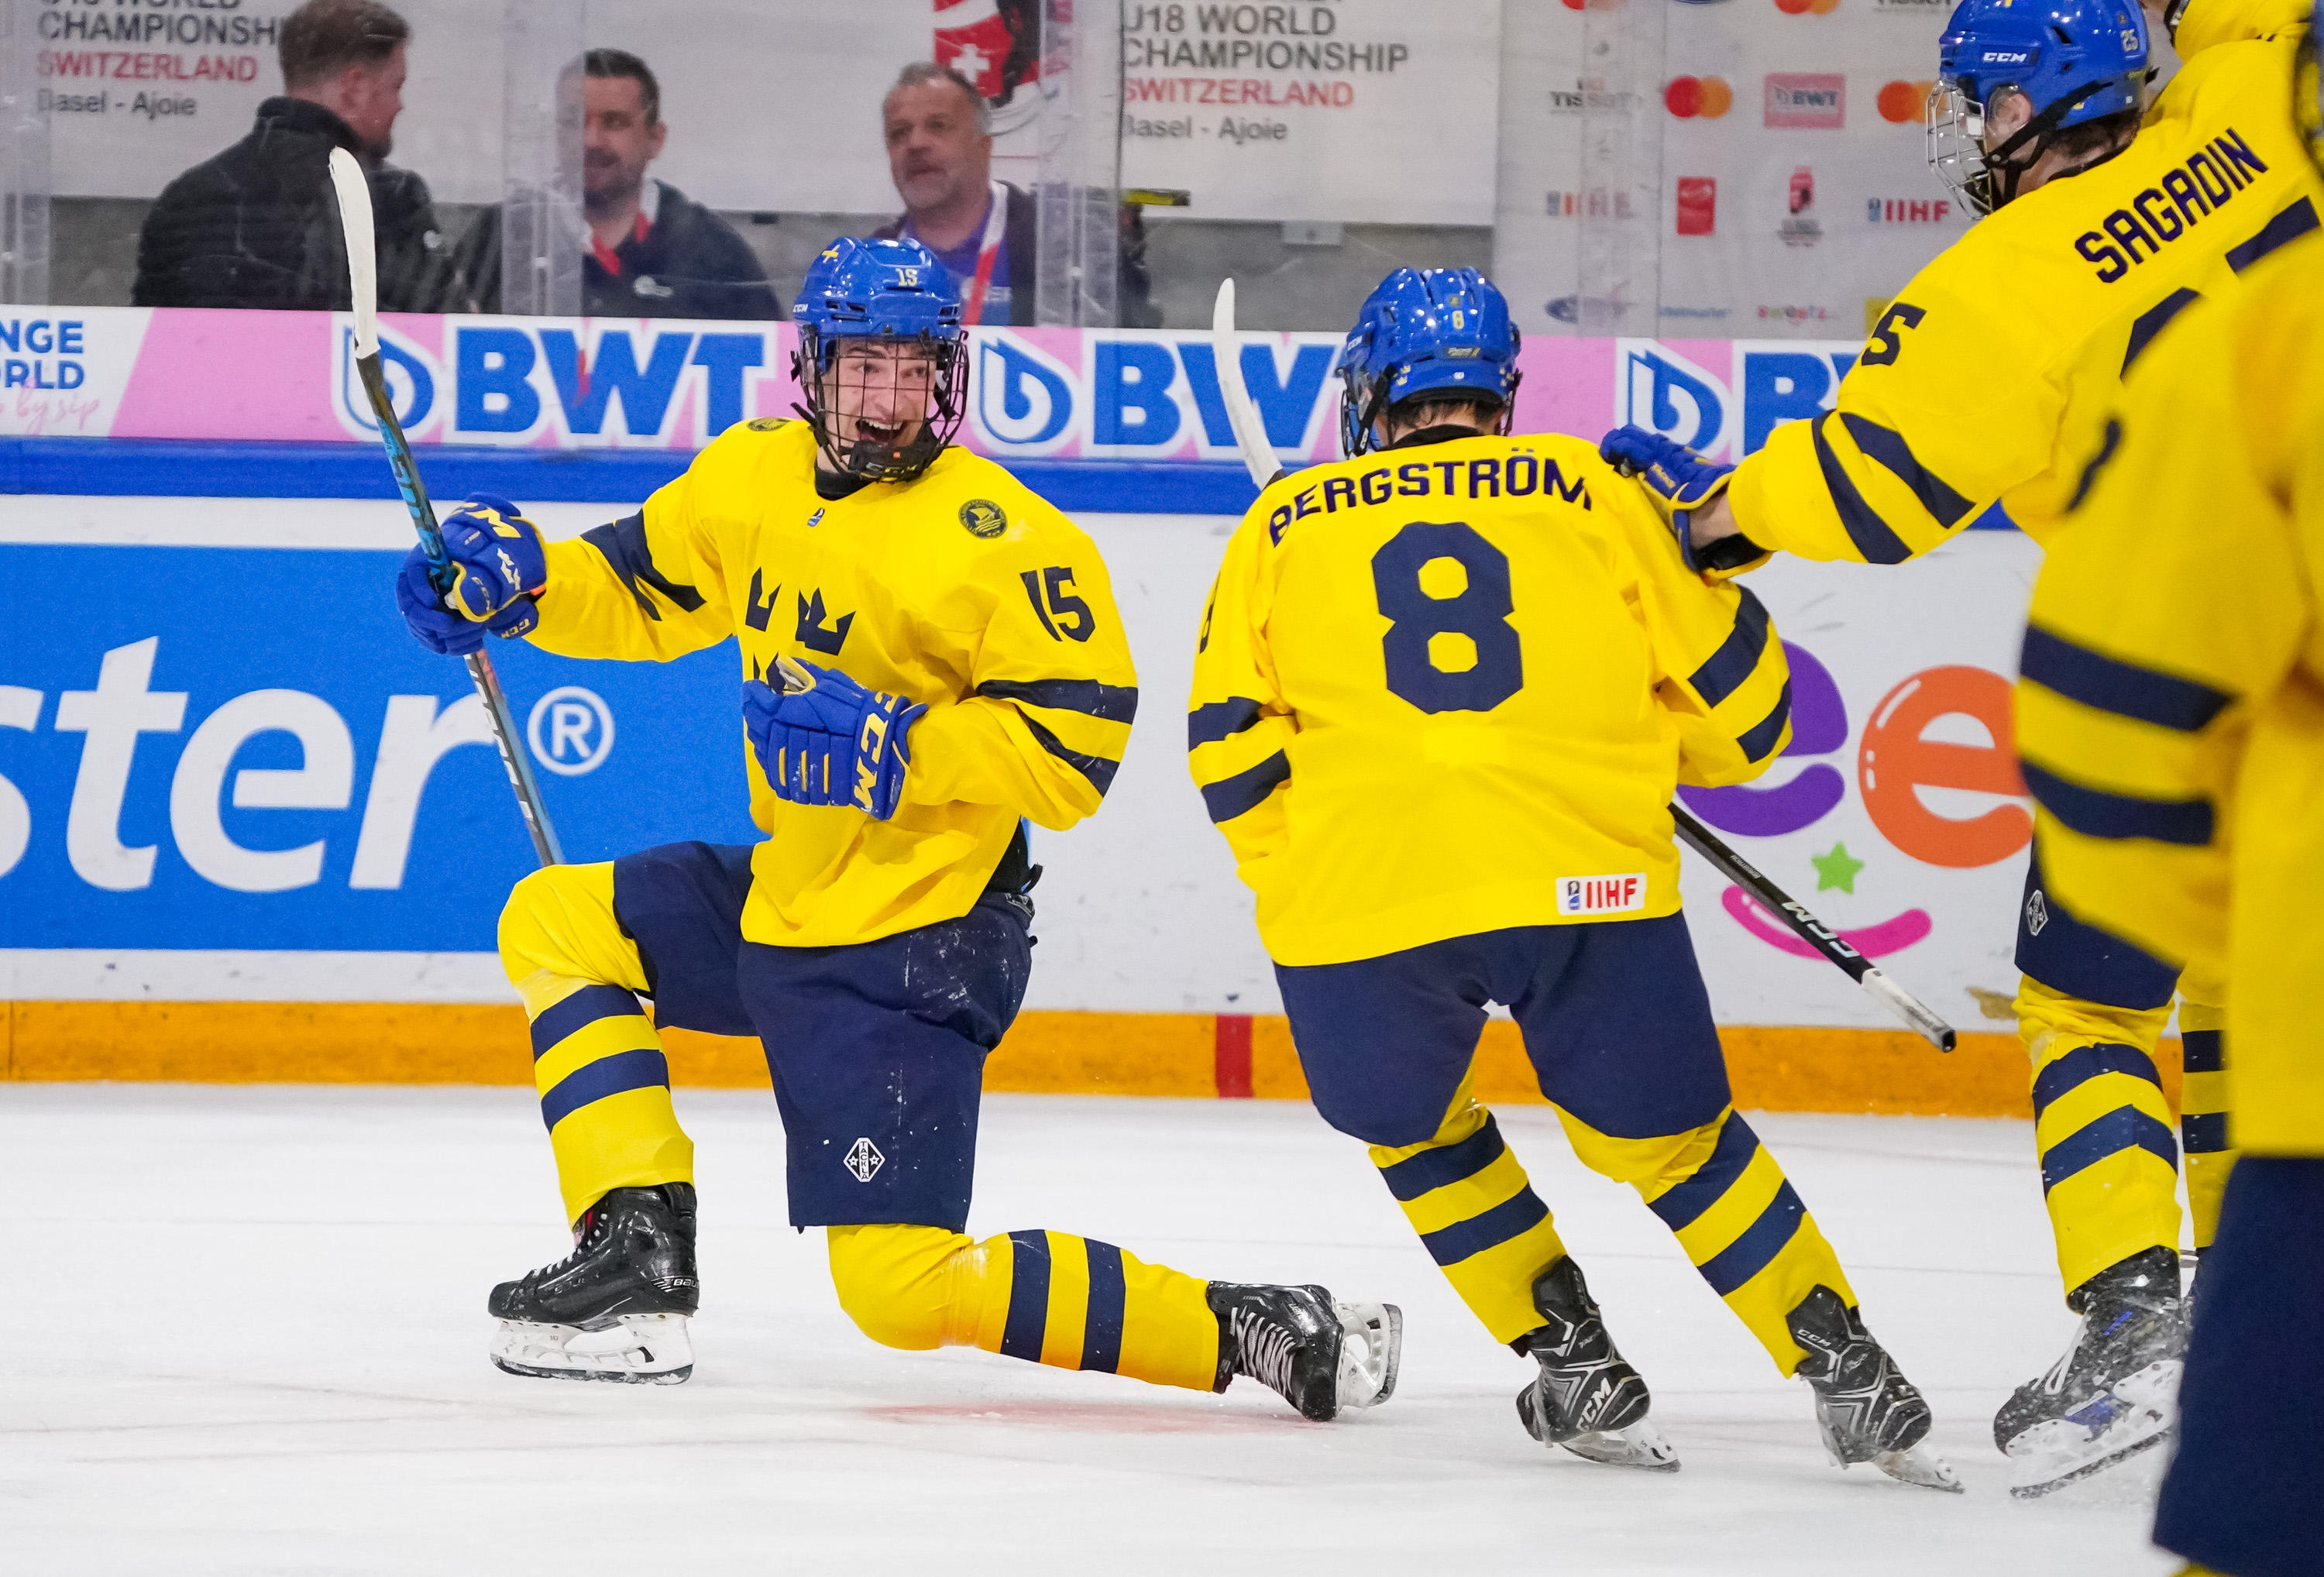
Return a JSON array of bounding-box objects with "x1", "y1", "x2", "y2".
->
[
  {"x1": 394, "y1": 495, "x2": 546, "y2": 655},
  {"x1": 1598, "y1": 426, "x2": 1767, "y2": 577},
  {"x1": 741, "y1": 660, "x2": 927, "y2": 820}
]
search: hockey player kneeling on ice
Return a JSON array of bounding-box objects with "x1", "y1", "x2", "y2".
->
[
  {"x1": 391, "y1": 235, "x2": 1401, "y2": 1417},
  {"x1": 1598, "y1": 0, "x2": 2324, "y2": 1497},
  {"x1": 1188, "y1": 266, "x2": 1957, "y2": 1489}
]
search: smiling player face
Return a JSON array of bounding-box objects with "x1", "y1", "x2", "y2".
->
[{"x1": 827, "y1": 340, "x2": 937, "y2": 458}]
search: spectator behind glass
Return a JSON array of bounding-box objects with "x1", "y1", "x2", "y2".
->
[
  {"x1": 456, "y1": 50, "x2": 781, "y2": 319},
  {"x1": 874, "y1": 61, "x2": 1158, "y2": 327},
  {"x1": 133, "y1": 0, "x2": 457, "y2": 311}
]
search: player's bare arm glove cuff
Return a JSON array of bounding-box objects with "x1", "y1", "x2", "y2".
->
[
  {"x1": 1598, "y1": 426, "x2": 1771, "y2": 579},
  {"x1": 743, "y1": 662, "x2": 927, "y2": 820}
]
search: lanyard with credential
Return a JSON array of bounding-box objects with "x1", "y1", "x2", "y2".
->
[{"x1": 959, "y1": 179, "x2": 1008, "y2": 324}]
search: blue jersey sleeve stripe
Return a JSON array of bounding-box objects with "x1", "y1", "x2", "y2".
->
[
  {"x1": 999, "y1": 1229, "x2": 1052, "y2": 1362},
  {"x1": 976, "y1": 678, "x2": 1140, "y2": 724},
  {"x1": 2020, "y1": 624, "x2": 2233, "y2": 732},
  {"x1": 1201, "y1": 750, "x2": 1291, "y2": 824},
  {"x1": 1837, "y1": 412, "x2": 1974, "y2": 528},
  {"x1": 581, "y1": 512, "x2": 706, "y2": 619},
  {"x1": 2030, "y1": 1041, "x2": 2162, "y2": 1119},
  {"x1": 2023, "y1": 762, "x2": 2215, "y2": 846},
  {"x1": 539, "y1": 1048, "x2": 669, "y2": 1130},
  {"x1": 1646, "y1": 1111, "x2": 1761, "y2": 1231},
  {"x1": 1080, "y1": 1240, "x2": 1127, "y2": 1374},
  {"x1": 2040, "y1": 1107, "x2": 2178, "y2": 1192},
  {"x1": 1016, "y1": 710, "x2": 1121, "y2": 796},
  {"x1": 1378, "y1": 1116, "x2": 1508, "y2": 1202},
  {"x1": 2227, "y1": 196, "x2": 2319, "y2": 273},
  {"x1": 1737, "y1": 680, "x2": 1792, "y2": 763},
  {"x1": 1693, "y1": 1180, "x2": 1807, "y2": 1297},
  {"x1": 528, "y1": 984, "x2": 645, "y2": 1060},
  {"x1": 1187, "y1": 696, "x2": 1266, "y2": 751},
  {"x1": 1686, "y1": 587, "x2": 1772, "y2": 709},
  {"x1": 1417, "y1": 1186, "x2": 1552, "y2": 1267},
  {"x1": 1810, "y1": 414, "x2": 1915, "y2": 565}
]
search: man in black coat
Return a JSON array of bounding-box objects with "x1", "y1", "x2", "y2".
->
[
  {"x1": 875, "y1": 61, "x2": 1159, "y2": 328},
  {"x1": 455, "y1": 50, "x2": 780, "y2": 321},
  {"x1": 134, "y1": 0, "x2": 459, "y2": 313}
]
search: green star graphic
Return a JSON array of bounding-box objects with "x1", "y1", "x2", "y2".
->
[{"x1": 1812, "y1": 841, "x2": 1866, "y2": 895}]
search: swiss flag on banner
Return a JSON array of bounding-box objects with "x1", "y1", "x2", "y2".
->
[{"x1": 933, "y1": 0, "x2": 1041, "y2": 103}]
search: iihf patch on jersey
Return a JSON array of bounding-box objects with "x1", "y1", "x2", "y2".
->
[
  {"x1": 1559, "y1": 874, "x2": 1647, "y2": 916},
  {"x1": 960, "y1": 499, "x2": 1007, "y2": 538},
  {"x1": 844, "y1": 1137, "x2": 885, "y2": 1182}
]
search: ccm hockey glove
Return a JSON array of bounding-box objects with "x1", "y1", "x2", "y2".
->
[
  {"x1": 395, "y1": 494, "x2": 547, "y2": 655},
  {"x1": 1598, "y1": 426, "x2": 1769, "y2": 577},
  {"x1": 742, "y1": 660, "x2": 927, "y2": 820}
]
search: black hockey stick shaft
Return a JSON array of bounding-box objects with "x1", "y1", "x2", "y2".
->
[
  {"x1": 1672, "y1": 805, "x2": 1954, "y2": 1051},
  {"x1": 331, "y1": 149, "x2": 563, "y2": 868}
]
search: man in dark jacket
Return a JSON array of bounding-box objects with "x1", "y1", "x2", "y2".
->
[
  {"x1": 875, "y1": 61, "x2": 1158, "y2": 328},
  {"x1": 456, "y1": 50, "x2": 780, "y2": 320},
  {"x1": 134, "y1": 0, "x2": 458, "y2": 312}
]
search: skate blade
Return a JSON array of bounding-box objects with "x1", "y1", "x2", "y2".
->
[
  {"x1": 1872, "y1": 1443, "x2": 1965, "y2": 1493},
  {"x1": 1560, "y1": 1420, "x2": 1681, "y2": 1473},
  {"x1": 2006, "y1": 1361, "x2": 2179, "y2": 1500},
  {"x1": 490, "y1": 1311, "x2": 693, "y2": 1385},
  {"x1": 1333, "y1": 1301, "x2": 1403, "y2": 1410}
]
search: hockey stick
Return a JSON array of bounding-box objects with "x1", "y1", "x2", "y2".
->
[
  {"x1": 328, "y1": 147, "x2": 564, "y2": 868},
  {"x1": 1207, "y1": 277, "x2": 1956, "y2": 1052}
]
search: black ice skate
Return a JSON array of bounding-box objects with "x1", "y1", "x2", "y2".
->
[
  {"x1": 1788, "y1": 1286, "x2": 1961, "y2": 1492},
  {"x1": 487, "y1": 1183, "x2": 700, "y2": 1384},
  {"x1": 1208, "y1": 1282, "x2": 1401, "y2": 1422},
  {"x1": 1996, "y1": 1245, "x2": 2183, "y2": 1500},
  {"x1": 1514, "y1": 1256, "x2": 1678, "y2": 1472}
]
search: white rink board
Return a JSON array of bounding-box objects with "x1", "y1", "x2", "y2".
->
[
  {"x1": 5, "y1": 500, "x2": 2051, "y2": 1029},
  {"x1": 0, "y1": 1087, "x2": 2179, "y2": 1574}
]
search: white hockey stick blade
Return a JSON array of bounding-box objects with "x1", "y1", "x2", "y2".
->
[
  {"x1": 1211, "y1": 277, "x2": 1284, "y2": 490},
  {"x1": 1333, "y1": 1300, "x2": 1402, "y2": 1410},
  {"x1": 490, "y1": 1311, "x2": 694, "y2": 1385},
  {"x1": 1559, "y1": 1419, "x2": 1682, "y2": 1472},
  {"x1": 1859, "y1": 966, "x2": 1958, "y2": 1051},
  {"x1": 2006, "y1": 1358, "x2": 2180, "y2": 1500},
  {"x1": 325, "y1": 146, "x2": 380, "y2": 357}
]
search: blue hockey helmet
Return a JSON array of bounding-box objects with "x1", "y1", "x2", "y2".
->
[
  {"x1": 790, "y1": 236, "x2": 967, "y2": 481},
  {"x1": 1339, "y1": 267, "x2": 1521, "y2": 458},
  {"x1": 1929, "y1": 0, "x2": 2148, "y2": 214}
]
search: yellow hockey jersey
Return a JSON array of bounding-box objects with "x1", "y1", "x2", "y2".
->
[
  {"x1": 1728, "y1": 0, "x2": 2320, "y2": 561},
  {"x1": 1188, "y1": 432, "x2": 1792, "y2": 967},
  {"x1": 2015, "y1": 234, "x2": 2324, "y2": 1156},
  {"x1": 528, "y1": 419, "x2": 1136, "y2": 947}
]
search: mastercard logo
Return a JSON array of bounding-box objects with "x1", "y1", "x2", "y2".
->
[
  {"x1": 1774, "y1": 0, "x2": 1843, "y2": 12},
  {"x1": 1877, "y1": 79, "x2": 1936, "y2": 122},
  {"x1": 1664, "y1": 76, "x2": 1734, "y2": 118}
]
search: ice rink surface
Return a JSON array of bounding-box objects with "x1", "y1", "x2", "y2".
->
[{"x1": 3, "y1": 1086, "x2": 2181, "y2": 1575}]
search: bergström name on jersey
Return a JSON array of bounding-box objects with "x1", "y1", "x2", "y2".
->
[{"x1": 1559, "y1": 874, "x2": 1647, "y2": 917}]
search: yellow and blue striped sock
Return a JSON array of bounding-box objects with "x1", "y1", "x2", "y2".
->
[
  {"x1": 524, "y1": 974, "x2": 694, "y2": 1226},
  {"x1": 1371, "y1": 1098, "x2": 1568, "y2": 1346}
]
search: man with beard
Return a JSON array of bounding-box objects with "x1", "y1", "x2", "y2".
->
[
  {"x1": 134, "y1": 0, "x2": 459, "y2": 312},
  {"x1": 456, "y1": 50, "x2": 781, "y2": 320}
]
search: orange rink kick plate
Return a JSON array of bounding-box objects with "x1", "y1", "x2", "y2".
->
[{"x1": 0, "y1": 1002, "x2": 2184, "y2": 1120}]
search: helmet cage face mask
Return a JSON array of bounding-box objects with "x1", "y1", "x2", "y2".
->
[
  {"x1": 793, "y1": 327, "x2": 968, "y2": 483},
  {"x1": 1927, "y1": 72, "x2": 2139, "y2": 215}
]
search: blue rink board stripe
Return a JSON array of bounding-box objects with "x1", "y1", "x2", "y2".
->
[
  {"x1": 2, "y1": 437, "x2": 1263, "y2": 514},
  {"x1": 0, "y1": 438, "x2": 2033, "y2": 523}
]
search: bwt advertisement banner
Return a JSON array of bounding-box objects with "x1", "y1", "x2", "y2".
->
[
  {"x1": 5, "y1": 304, "x2": 1888, "y2": 475},
  {"x1": 2, "y1": 503, "x2": 2044, "y2": 1031}
]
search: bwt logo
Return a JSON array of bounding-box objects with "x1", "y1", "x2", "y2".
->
[
  {"x1": 1615, "y1": 340, "x2": 1865, "y2": 459},
  {"x1": 527, "y1": 687, "x2": 614, "y2": 777},
  {"x1": 965, "y1": 331, "x2": 1341, "y2": 462}
]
